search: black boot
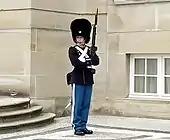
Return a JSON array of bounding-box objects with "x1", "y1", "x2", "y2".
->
[
  {"x1": 83, "y1": 128, "x2": 93, "y2": 134},
  {"x1": 74, "y1": 130, "x2": 85, "y2": 136}
]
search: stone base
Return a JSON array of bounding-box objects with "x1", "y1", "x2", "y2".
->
[
  {"x1": 91, "y1": 98, "x2": 170, "y2": 120},
  {"x1": 31, "y1": 96, "x2": 70, "y2": 117}
]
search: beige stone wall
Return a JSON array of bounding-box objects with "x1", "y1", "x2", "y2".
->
[
  {"x1": 29, "y1": 0, "x2": 170, "y2": 119},
  {"x1": 106, "y1": 1, "x2": 170, "y2": 98},
  {"x1": 2, "y1": 0, "x2": 170, "y2": 119},
  {"x1": 91, "y1": 0, "x2": 170, "y2": 119},
  {"x1": 29, "y1": 0, "x2": 108, "y2": 115},
  {"x1": 0, "y1": 1, "x2": 31, "y2": 94}
]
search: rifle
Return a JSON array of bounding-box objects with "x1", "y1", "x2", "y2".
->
[
  {"x1": 90, "y1": 8, "x2": 98, "y2": 56},
  {"x1": 88, "y1": 8, "x2": 98, "y2": 75}
]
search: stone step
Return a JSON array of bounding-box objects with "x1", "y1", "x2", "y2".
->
[
  {"x1": 0, "y1": 113, "x2": 56, "y2": 130},
  {"x1": 0, "y1": 105, "x2": 42, "y2": 118},
  {"x1": 0, "y1": 96, "x2": 56, "y2": 132},
  {"x1": 0, "y1": 97, "x2": 30, "y2": 112},
  {"x1": 0, "y1": 105, "x2": 43, "y2": 122}
]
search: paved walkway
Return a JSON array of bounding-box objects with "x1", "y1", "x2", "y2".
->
[{"x1": 2, "y1": 115, "x2": 170, "y2": 139}]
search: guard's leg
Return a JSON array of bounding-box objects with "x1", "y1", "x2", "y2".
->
[
  {"x1": 71, "y1": 84, "x2": 85, "y2": 132},
  {"x1": 80, "y1": 85, "x2": 92, "y2": 130}
]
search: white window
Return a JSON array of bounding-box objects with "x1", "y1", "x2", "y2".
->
[{"x1": 129, "y1": 54, "x2": 170, "y2": 100}]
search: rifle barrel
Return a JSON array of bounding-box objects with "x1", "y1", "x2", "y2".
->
[{"x1": 91, "y1": 9, "x2": 98, "y2": 46}]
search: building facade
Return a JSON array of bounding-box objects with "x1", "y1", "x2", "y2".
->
[{"x1": 1, "y1": 0, "x2": 170, "y2": 119}]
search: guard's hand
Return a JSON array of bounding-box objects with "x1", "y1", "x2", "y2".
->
[
  {"x1": 91, "y1": 46, "x2": 97, "y2": 53},
  {"x1": 86, "y1": 58, "x2": 92, "y2": 66}
]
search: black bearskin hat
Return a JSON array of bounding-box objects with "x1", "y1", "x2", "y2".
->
[{"x1": 70, "y1": 18, "x2": 92, "y2": 44}]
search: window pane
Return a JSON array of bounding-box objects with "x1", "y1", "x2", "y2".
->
[
  {"x1": 146, "y1": 77, "x2": 157, "y2": 93},
  {"x1": 165, "y1": 77, "x2": 170, "y2": 94},
  {"x1": 147, "y1": 59, "x2": 157, "y2": 75},
  {"x1": 135, "y1": 59, "x2": 145, "y2": 74},
  {"x1": 134, "y1": 76, "x2": 145, "y2": 93},
  {"x1": 165, "y1": 58, "x2": 170, "y2": 75}
]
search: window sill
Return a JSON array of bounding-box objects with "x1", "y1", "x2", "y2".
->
[
  {"x1": 128, "y1": 94, "x2": 170, "y2": 101},
  {"x1": 114, "y1": 0, "x2": 170, "y2": 6}
]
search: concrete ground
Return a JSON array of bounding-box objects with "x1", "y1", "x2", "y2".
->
[{"x1": 1, "y1": 115, "x2": 170, "y2": 140}]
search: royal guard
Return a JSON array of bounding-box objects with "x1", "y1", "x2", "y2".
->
[{"x1": 67, "y1": 17, "x2": 100, "y2": 136}]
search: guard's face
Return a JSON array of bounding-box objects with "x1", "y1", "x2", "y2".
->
[{"x1": 76, "y1": 36, "x2": 85, "y2": 46}]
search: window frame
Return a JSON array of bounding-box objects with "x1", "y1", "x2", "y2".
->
[
  {"x1": 163, "y1": 56, "x2": 170, "y2": 96},
  {"x1": 129, "y1": 54, "x2": 170, "y2": 100}
]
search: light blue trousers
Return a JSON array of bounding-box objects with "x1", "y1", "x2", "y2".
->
[{"x1": 71, "y1": 84, "x2": 92, "y2": 131}]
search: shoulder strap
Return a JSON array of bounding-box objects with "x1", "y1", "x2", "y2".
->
[{"x1": 75, "y1": 45, "x2": 89, "y2": 58}]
